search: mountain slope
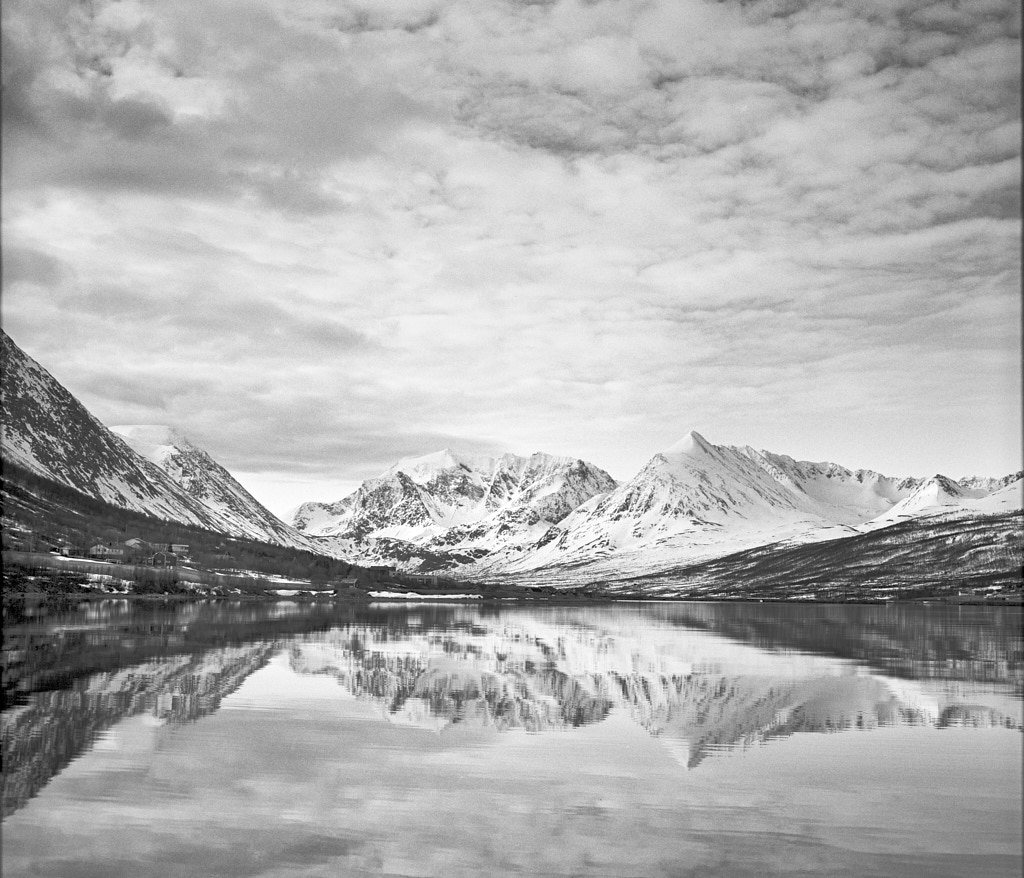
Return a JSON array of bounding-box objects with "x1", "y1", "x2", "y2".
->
[
  {"x1": 292, "y1": 430, "x2": 1020, "y2": 580},
  {"x1": 111, "y1": 425, "x2": 314, "y2": 548},
  {"x1": 870, "y1": 474, "x2": 967, "y2": 522},
  {"x1": 737, "y1": 447, "x2": 921, "y2": 521},
  {"x1": 464, "y1": 434, "x2": 1021, "y2": 583},
  {"x1": 6, "y1": 326, "x2": 1016, "y2": 585},
  {"x1": 471, "y1": 431, "x2": 873, "y2": 578},
  {"x1": 1, "y1": 329, "x2": 225, "y2": 529},
  {"x1": 866, "y1": 472, "x2": 1023, "y2": 526},
  {"x1": 292, "y1": 448, "x2": 618, "y2": 569},
  {"x1": 0, "y1": 330, "x2": 317, "y2": 550},
  {"x1": 589, "y1": 509, "x2": 1024, "y2": 601}
]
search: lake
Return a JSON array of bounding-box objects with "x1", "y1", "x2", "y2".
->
[{"x1": 2, "y1": 598, "x2": 1021, "y2": 877}]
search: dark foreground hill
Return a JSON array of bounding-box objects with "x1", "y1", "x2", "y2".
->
[
  {"x1": 0, "y1": 461, "x2": 578, "y2": 601},
  {"x1": 1, "y1": 459, "x2": 359, "y2": 587},
  {"x1": 586, "y1": 509, "x2": 1023, "y2": 601}
]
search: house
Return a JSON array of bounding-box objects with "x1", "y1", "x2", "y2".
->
[
  {"x1": 333, "y1": 577, "x2": 361, "y2": 595},
  {"x1": 89, "y1": 544, "x2": 125, "y2": 559},
  {"x1": 404, "y1": 573, "x2": 441, "y2": 587},
  {"x1": 50, "y1": 535, "x2": 74, "y2": 555},
  {"x1": 123, "y1": 538, "x2": 150, "y2": 559},
  {"x1": 150, "y1": 551, "x2": 178, "y2": 567},
  {"x1": 169, "y1": 543, "x2": 189, "y2": 555}
]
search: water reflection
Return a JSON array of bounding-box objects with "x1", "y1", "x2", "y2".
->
[
  {"x1": 283, "y1": 610, "x2": 1021, "y2": 768},
  {"x1": 292, "y1": 637, "x2": 613, "y2": 732},
  {"x1": 2, "y1": 644, "x2": 277, "y2": 817},
  {"x1": 2, "y1": 599, "x2": 1021, "y2": 817}
]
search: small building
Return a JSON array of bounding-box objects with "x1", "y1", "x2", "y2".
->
[
  {"x1": 89, "y1": 544, "x2": 125, "y2": 559},
  {"x1": 333, "y1": 577, "x2": 361, "y2": 596},
  {"x1": 169, "y1": 543, "x2": 189, "y2": 556},
  {"x1": 124, "y1": 538, "x2": 149, "y2": 550},
  {"x1": 404, "y1": 573, "x2": 441, "y2": 587},
  {"x1": 150, "y1": 551, "x2": 178, "y2": 567}
]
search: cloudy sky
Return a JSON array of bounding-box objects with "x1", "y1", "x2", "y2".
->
[{"x1": 2, "y1": 0, "x2": 1020, "y2": 517}]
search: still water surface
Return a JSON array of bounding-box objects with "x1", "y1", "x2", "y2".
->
[{"x1": 2, "y1": 599, "x2": 1021, "y2": 877}]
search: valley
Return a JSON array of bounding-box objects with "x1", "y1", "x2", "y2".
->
[{"x1": 1, "y1": 328, "x2": 1021, "y2": 601}]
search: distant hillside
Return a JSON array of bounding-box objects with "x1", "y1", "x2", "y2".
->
[
  {"x1": 291, "y1": 429, "x2": 1021, "y2": 581},
  {"x1": 0, "y1": 460, "x2": 360, "y2": 586},
  {"x1": 111, "y1": 424, "x2": 314, "y2": 548},
  {"x1": 293, "y1": 448, "x2": 618, "y2": 571},
  {"x1": 582, "y1": 509, "x2": 1024, "y2": 601},
  {"x1": 1, "y1": 330, "x2": 317, "y2": 550},
  {"x1": 4, "y1": 327, "x2": 1019, "y2": 593}
]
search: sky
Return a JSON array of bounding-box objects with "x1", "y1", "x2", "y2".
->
[{"x1": 1, "y1": 0, "x2": 1020, "y2": 519}]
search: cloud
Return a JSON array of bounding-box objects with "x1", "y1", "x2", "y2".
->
[
  {"x1": 1, "y1": 0, "x2": 1020, "y2": 514},
  {"x1": 1, "y1": 246, "x2": 67, "y2": 288},
  {"x1": 1, "y1": 0, "x2": 431, "y2": 209}
]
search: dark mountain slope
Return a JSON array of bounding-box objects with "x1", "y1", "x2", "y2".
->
[
  {"x1": 1, "y1": 329, "x2": 225, "y2": 528},
  {"x1": 590, "y1": 510, "x2": 1023, "y2": 600}
]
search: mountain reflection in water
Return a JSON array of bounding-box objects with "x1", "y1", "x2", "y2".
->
[
  {"x1": 282, "y1": 609, "x2": 1020, "y2": 767},
  {"x1": 2, "y1": 598, "x2": 1020, "y2": 820}
]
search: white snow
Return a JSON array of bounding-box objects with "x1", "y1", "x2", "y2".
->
[
  {"x1": 663, "y1": 430, "x2": 715, "y2": 457},
  {"x1": 962, "y1": 477, "x2": 1023, "y2": 513},
  {"x1": 386, "y1": 448, "x2": 495, "y2": 481},
  {"x1": 368, "y1": 591, "x2": 484, "y2": 600},
  {"x1": 305, "y1": 426, "x2": 1018, "y2": 580},
  {"x1": 109, "y1": 424, "x2": 318, "y2": 551},
  {"x1": 854, "y1": 474, "x2": 1023, "y2": 534},
  {"x1": 110, "y1": 425, "x2": 183, "y2": 466}
]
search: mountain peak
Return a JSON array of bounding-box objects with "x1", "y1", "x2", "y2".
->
[
  {"x1": 111, "y1": 425, "x2": 196, "y2": 467},
  {"x1": 0, "y1": 334, "x2": 307, "y2": 543},
  {"x1": 388, "y1": 449, "x2": 442, "y2": 473},
  {"x1": 389, "y1": 448, "x2": 484, "y2": 479},
  {"x1": 663, "y1": 430, "x2": 714, "y2": 457},
  {"x1": 920, "y1": 473, "x2": 965, "y2": 497},
  {"x1": 111, "y1": 424, "x2": 187, "y2": 446}
]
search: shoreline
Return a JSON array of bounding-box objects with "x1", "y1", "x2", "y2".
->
[{"x1": 3, "y1": 589, "x2": 1020, "y2": 607}]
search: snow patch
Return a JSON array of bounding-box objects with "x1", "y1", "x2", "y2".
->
[{"x1": 368, "y1": 591, "x2": 484, "y2": 600}]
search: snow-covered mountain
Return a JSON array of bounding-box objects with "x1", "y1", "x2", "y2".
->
[
  {"x1": 876, "y1": 474, "x2": 967, "y2": 519},
  {"x1": 5, "y1": 327, "x2": 1017, "y2": 584},
  {"x1": 471, "y1": 431, "x2": 881, "y2": 578},
  {"x1": 111, "y1": 425, "x2": 315, "y2": 548},
  {"x1": 0, "y1": 330, "x2": 316, "y2": 550},
  {"x1": 736, "y1": 447, "x2": 922, "y2": 521},
  {"x1": 475, "y1": 431, "x2": 828, "y2": 577},
  {"x1": 294, "y1": 429, "x2": 1021, "y2": 580},
  {"x1": 488, "y1": 433, "x2": 1020, "y2": 581},
  {"x1": 2, "y1": 329, "x2": 225, "y2": 528},
  {"x1": 292, "y1": 449, "x2": 618, "y2": 568},
  {"x1": 866, "y1": 471, "x2": 1022, "y2": 527}
]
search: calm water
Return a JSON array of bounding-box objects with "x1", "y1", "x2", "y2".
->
[{"x1": 2, "y1": 598, "x2": 1021, "y2": 878}]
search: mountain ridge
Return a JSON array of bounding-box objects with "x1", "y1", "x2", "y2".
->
[
  {"x1": 111, "y1": 424, "x2": 316, "y2": 548},
  {"x1": 0, "y1": 330, "x2": 319, "y2": 551},
  {"x1": 292, "y1": 432, "x2": 1021, "y2": 580},
  {"x1": 293, "y1": 448, "x2": 620, "y2": 569},
  {"x1": 2, "y1": 328, "x2": 1019, "y2": 586}
]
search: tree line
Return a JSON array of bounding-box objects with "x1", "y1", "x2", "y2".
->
[{"x1": 1, "y1": 460, "x2": 361, "y2": 584}]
